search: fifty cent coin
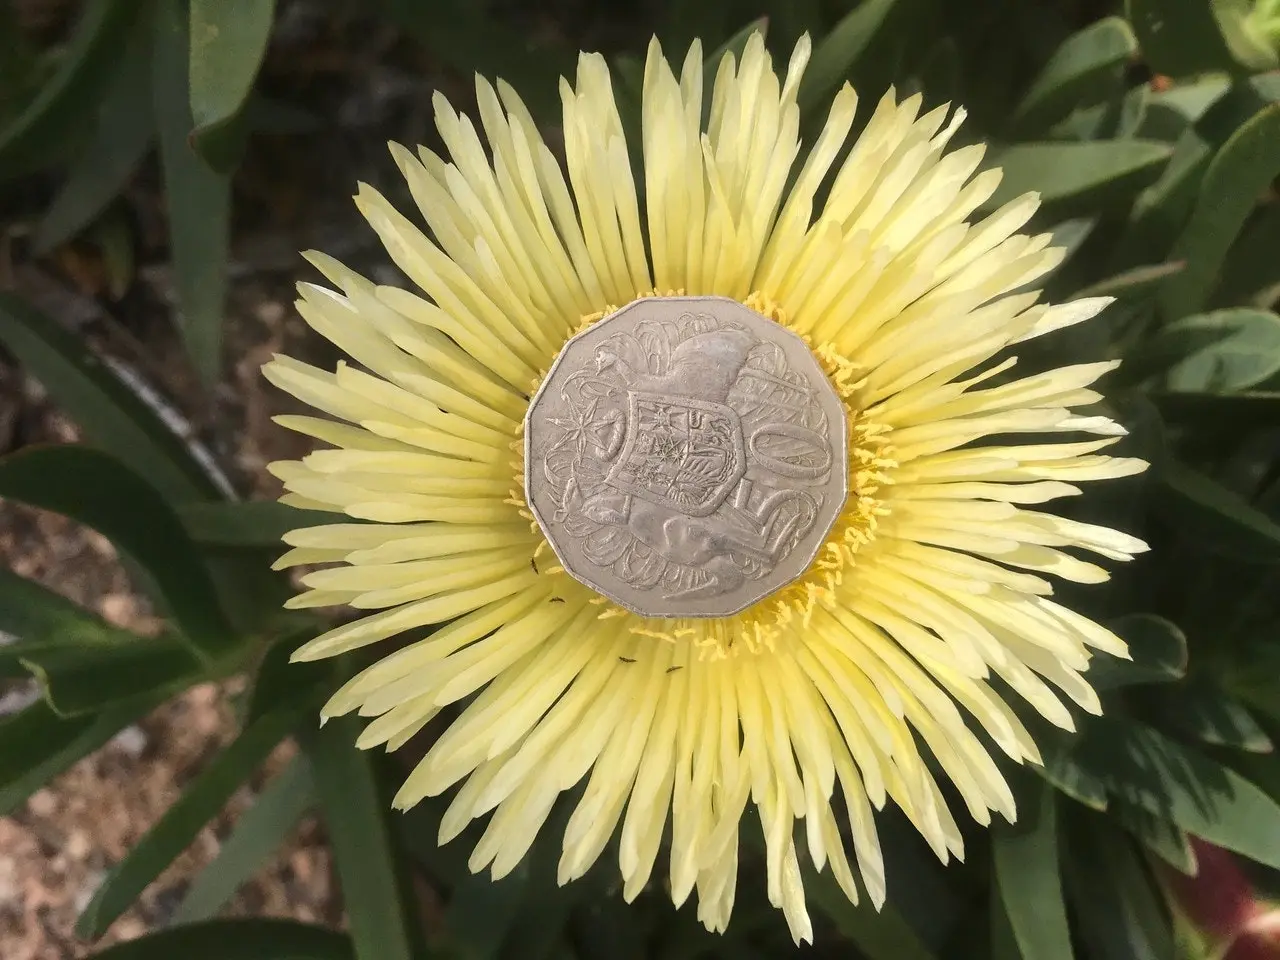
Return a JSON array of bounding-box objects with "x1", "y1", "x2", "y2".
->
[{"x1": 525, "y1": 296, "x2": 849, "y2": 619}]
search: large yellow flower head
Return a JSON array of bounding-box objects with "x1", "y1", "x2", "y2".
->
[{"x1": 265, "y1": 33, "x2": 1148, "y2": 942}]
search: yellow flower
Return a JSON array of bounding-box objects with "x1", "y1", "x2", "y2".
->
[{"x1": 264, "y1": 32, "x2": 1148, "y2": 942}]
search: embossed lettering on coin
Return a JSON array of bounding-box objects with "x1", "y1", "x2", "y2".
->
[{"x1": 525, "y1": 296, "x2": 848, "y2": 618}]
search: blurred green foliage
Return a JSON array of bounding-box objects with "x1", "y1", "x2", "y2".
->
[{"x1": 1, "y1": 0, "x2": 1280, "y2": 958}]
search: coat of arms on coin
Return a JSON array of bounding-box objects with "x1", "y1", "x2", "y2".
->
[{"x1": 525, "y1": 296, "x2": 849, "y2": 618}]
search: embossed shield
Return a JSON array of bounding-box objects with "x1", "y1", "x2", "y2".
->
[{"x1": 605, "y1": 391, "x2": 746, "y2": 517}]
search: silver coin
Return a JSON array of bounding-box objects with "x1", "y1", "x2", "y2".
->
[{"x1": 525, "y1": 296, "x2": 848, "y2": 619}]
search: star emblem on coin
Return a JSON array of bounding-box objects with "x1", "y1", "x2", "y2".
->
[{"x1": 525, "y1": 296, "x2": 849, "y2": 618}]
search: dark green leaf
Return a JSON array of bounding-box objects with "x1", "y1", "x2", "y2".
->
[
  {"x1": 1126, "y1": 0, "x2": 1240, "y2": 77},
  {"x1": 0, "y1": 446, "x2": 235, "y2": 660},
  {"x1": 77, "y1": 703, "x2": 306, "y2": 937},
  {"x1": 1161, "y1": 104, "x2": 1280, "y2": 321},
  {"x1": 241, "y1": 625, "x2": 329, "y2": 725},
  {"x1": 0, "y1": 0, "x2": 140, "y2": 177},
  {"x1": 82, "y1": 918, "x2": 355, "y2": 959},
  {"x1": 1012, "y1": 17, "x2": 1136, "y2": 135},
  {"x1": 307, "y1": 713, "x2": 417, "y2": 960},
  {"x1": 1090, "y1": 614, "x2": 1187, "y2": 690},
  {"x1": 1065, "y1": 813, "x2": 1174, "y2": 960},
  {"x1": 1155, "y1": 460, "x2": 1280, "y2": 561},
  {"x1": 152, "y1": 0, "x2": 231, "y2": 388},
  {"x1": 1113, "y1": 800, "x2": 1198, "y2": 874},
  {"x1": 1211, "y1": 204, "x2": 1280, "y2": 309},
  {"x1": 171, "y1": 755, "x2": 315, "y2": 924},
  {"x1": 992, "y1": 779, "x2": 1073, "y2": 960},
  {"x1": 1077, "y1": 719, "x2": 1280, "y2": 868},
  {"x1": 807, "y1": 868, "x2": 936, "y2": 960},
  {"x1": 189, "y1": 0, "x2": 276, "y2": 132},
  {"x1": 1076, "y1": 261, "x2": 1185, "y2": 301},
  {"x1": 0, "y1": 697, "x2": 158, "y2": 815},
  {"x1": 1038, "y1": 738, "x2": 1110, "y2": 811},
  {"x1": 34, "y1": 21, "x2": 153, "y2": 252},
  {"x1": 798, "y1": 0, "x2": 897, "y2": 116},
  {"x1": 986, "y1": 140, "x2": 1172, "y2": 217},
  {"x1": 0, "y1": 567, "x2": 135, "y2": 666},
  {"x1": 1166, "y1": 684, "x2": 1273, "y2": 752},
  {"x1": 20, "y1": 632, "x2": 198, "y2": 717},
  {"x1": 179, "y1": 500, "x2": 335, "y2": 547},
  {"x1": 447, "y1": 868, "x2": 529, "y2": 959},
  {"x1": 0, "y1": 294, "x2": 223, "y2": 503}
]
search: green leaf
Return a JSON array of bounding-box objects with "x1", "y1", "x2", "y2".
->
[
  {"x1": 20, "y1": 632, "x2": 198, "y2": 717},
  {"x1": 77, "y1": 702, "x2": 307, "y2": 938},
  {"x1": 1038, "y1": 737, "x2": 1110, "y2": 811},
  {"x1": 798, "y1": 0, "x2": 898, "y2": 116},
  {"x1": 1089, "y1": 614, "x2": 1188, "y2": 690},
  {"x1": 0, "y1": 294, "x2": 223, "y2": 503},
  {"x1": 992, "y1": 779, "x2": 1073, "y2": 960},
  {"x1": 1076, "y1": 261, "x2": 1186, "y2": 301},
  {"x1": 0, "y1": 0, "x2": 140, "y2": 178},
  {"x1": 1012, "y1": 17, "x2": 1136, "y2": 135},
  {"x1": 179, "y1": 500, "x2": 335, "y2": 547},
  {"x1": 1065, "y1": 813, "x2": 1174, "y2": 960},
  {"x1": 1211, "y1": 204, "x2": 1280, "y2": 309},
  {"x1": 0, "y1": 697, "x2": 159, "y2": 815},
  {"x1": 1161, "y1": 105, "x2": 1280, "y2": 321},
  {"x1": 447, "y1": 868, "x2": 530, "y2": 959},
  {"x1": 986, "y1": 140, "x2": 1172, "y2": 218},
  {"x1": 704, "y1": 18, "x2": 769, "y2": 86},
  {"x1": 152, "y1": 0, "x2": 231, "y2": 388},
  {"x1": 1155, "y1": 460, "x2": 1280, "y2": 561},
  {"x1": 807, "y1": 868, "x2": 936, "y2": 960},
  {"x1": 1078, "y1": 719, "x2": 1280, "y2": 868},
  {"x1": 0, "y1": 567, "x2": 135, "y2": 666},
  {"x1": 81, "y1": 918, "x2": 355, "y2": 959},
  {"x1": 0, "y1": 446, "x2": 235, "y2": 661},
  {"x1": 1126, "y1": 0, "x2": 1240, "y2": 77},
  {"x1": 1113, "y1": 800, "x2": 1198, "y2": 875},
  {"x1": 34, "y1": 21, "x2": 153, "y2": 252},
  {"x1": 1166, "y1": 684, "x2": 1273, "y2": 752},
  {"x1": 1215, "y1": 0, "x2": 1280, "y2": 71},
  {"x1": 306, "y1": 713, "x2": 417, "y2": 960},
  {"x1": 189, "y1": 0, "x2": 275, "y2": 131},
  {"x1": 171, "y1": 755, "x2": 315, "y2": 924}
]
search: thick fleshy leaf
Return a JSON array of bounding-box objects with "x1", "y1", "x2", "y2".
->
[
  {"x1": 1212, "y1": 204, "x2": 1280, "y2": 310},
  {"x1": 152, "y1": 0, "x2": 231, "y2": 388},
  {"x1": 171, "y1": 755, "x2": 315, "y2": 924},
  {"x1": 179, "y1": 501, "x2": 336, "y2": 547},
  {"x1": 0, "y1": 697, "x2": 158, "y2": 815},
  {"x1": 1077, "y1": 719, "x2": 1280, "y2": 868},
  {"x1": 1156, "y1": 461, "x2": 1280, "y2": 562},
  {"x1": 1166, "y1": 684, "x2": 1273, "y2": 752},
  {"x1": 189, "y1": 0, "x2": 275, "y2": 133},
  {"x1": 0, "y1": 295, "x2": 223, "y2": 503},
  {"x1": 1161, "y1": 105, "x2": 1280, "y2": 321},
  {"x1": 1038, "y1": 738, "x2": 1110, "y2": 811},
  {"x1": 1113, "y1": 800, "x2": 1198, "y2": 875},
  {"x1": 76, "y1": 702, "x2": 307, "y2": 938},
  {"x1": 1089, "y1": 614, "x2": 1187, "y2": 690},
  {"x1": 1065, "y1": 812, "x2": 1174, "y2": 960},
  {"x1": 1011, "y1": 17, "x2": 1136, "y2": 135},
  {"x1": 306, "y1": 714, "x2": 418, "y2": 960},
  {"x1": 0, "y1": 446, "x2": 235, "y2": 660},
  {"x1": 19, "y1": 633, "x2": 198, "y2": 717},
  {"x1": 0, "y1": 0, "x2": 139, "y2": 177},
  {"x1": 986, "y1": 140, "x2": 1172, "y2": 217},
  {"x1": 993, "y1": 779, "x2": 1073, "y2": 960},
  {"x1": 798, "y1": 0, "x2": 897, "y2": 114},
  {"x1": 33, "y1": 20, "x2": 153, "y2": 252},
  {"x1": 1126, "y1": 0, "x2": 1242, "y2": 77},
  {"x1": 82, "y1": 919, "x2": 355, "y2": 959}
]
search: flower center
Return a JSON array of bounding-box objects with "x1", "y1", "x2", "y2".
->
[{"x1": 512, "y1": 293, "x2": 893, "y2": 653}]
